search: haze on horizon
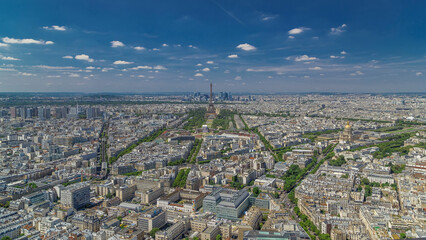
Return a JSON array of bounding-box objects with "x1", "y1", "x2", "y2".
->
[{"x1": 0, "y1": 0, "x2": 425, "y2": 93}]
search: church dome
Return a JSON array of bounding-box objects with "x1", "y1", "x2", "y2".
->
[{"x1": 344, "y1": 121, "x2": 351, "y2": 129}]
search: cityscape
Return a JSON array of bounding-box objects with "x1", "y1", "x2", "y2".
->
[{"x1": 0, "y1": 1, "x2": 425, "y2": 240}]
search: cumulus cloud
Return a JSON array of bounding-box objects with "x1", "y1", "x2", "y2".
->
[
  {"x1": 2, "y1": 37, "x2": 54, "y2": 45},
  {"x1": 75, "y1": 54, "x2": 94, "y2": 62},
  {"x1": 69, "y1": 73, "x2": 80, "y2": 78},
  {"x1": 0, "y1": 43, "x2": 8, "y2": 47},
  {"x1": 0, "y1": 68, "x2": 16, "y2": 71},
  {"x1": 1, "y1": 56, "x2": 20, "y2": 61},
  {"x1": 130, "y1": 66, "x2": 152, "y2": 70},
  {"x1": 62, "y1": 56, "x2": 73, "y2": 59},
  {"x1": 152, "y1": 48, "x2": 160, "y2": 51},
  {"x1": 47, "y1": 75, "x2": 61, "y2": 78},
  {"x1": 236, "y1": 43, "x2": 256, "y2": 51},
  {"x1": 340, "y1": 51, "x2": 347, "y2": 55},
  {"x1": 19, "y1": 72, "x2": 36, "y2": 76},
  {"x1": 330, "y1": 55, "x2": 345, "y2": 59},
  {"x1": 113, "y1": 60, "x2": 133, "y2": 65},
  {"x1": 330, "y1": 24, "x2": 347, "y2": 35},
  {"x1": 196, "y1": 63, "x2": 203, "y2": 66},
  {"x1": 206, "y1": 61, "x2": 214, "y2": 64},
  {"x1": 153, "y1": 65, "x2": 167, "y2": 70},
  {"x1": 202, "y1": 67, "x2": 210, "y2": 72},
  {"x1": 162, "y1": 43, "x2": 168, "y2": 47},
  {"x1": 43, "y1": 25, "x2": 66, "y2": 31},
  {"x1": 416, "y1": 72, "x2": 423, "y2": 76},
  {"x1": 34, "y1": 65, "x2": 75, "y2": 70},
  {"x1": 288, "y1": 36, "x2": 295, "y2": 39},
  {"x1": 111, "y1": 41, "x2": 125, "y2": 48},
  {"x1": 294, "y1": 55, "x2": 318, "y2": 62},
  {"x1": 228, "y1": 54, "x2": 238, "y2": 58},
  {"x1": 137, "y1": 75, "x2": 145, "y2": 78},
  {"x1": 309, "y1": 66, "x2": 322, "y2": 70},
  {"x1": 288, "y1": 27, "x2": 310, "y2": 35},
  {"x1": 350, "y1": 71, "x2": 364, "y2": 76},
  {"x1": 134, "y1": 46, "x2": 145, "y2": 50},
  {"x1": 234, "y1": 76, "x2": 242, "y2": 81},
  {"x1": 102, "y1": 68, "x2": 113, "y2": 72},
  {"x1": 194, "y1": 73, "x2": 204, "y2": 77}
]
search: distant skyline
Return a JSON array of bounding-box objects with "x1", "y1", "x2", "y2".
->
[{"x1": 0, "y1": 0, "x2": 425, "y2": 93}]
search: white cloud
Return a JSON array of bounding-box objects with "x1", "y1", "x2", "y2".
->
[
  {"x1": 234, "y1": 76, "x2": 242, "y2": 81},
  {"x1": 288, "y1": 27, "x2": 310, "y2": 35},
  {"x1": 295, "y1": 55, "x2": 318, "y2": 62},
  {"x1": 19, "y1": 72, "x2": 36, "y2": 76},
  {"x1": 340, "y1": 51, "x2": 347, "y2": 55},
  {"x1": 288, "y1": 36, "x2": 295, "y2": 39},
  {"x1": 75, "y1": 54, "x2": 94, "y2": 62},
  {"x1": 330, "y1": 55, "x2": 345, "y2": 59},
  {"x1": 416, "y1": 72, "x2": 423, "y2": 76},
  {"x1": 236, "y1": 43, "x2": 256, "y2": 51},
  {"x1": 350, "y1": 71, "x2": 364, "y2": 76},
  {"x1": 162, "y1": 43, "x2": 168, "y2": 47},
  {"x1": 202, "y1": 67, "x2": 210, "y2": 72},
  {"x1": 224, "y1": 70, "x2": 230, "y2": 73},
  {"x1": 86, "y1": 66, "x2": 95, "y2": 70},
  {"x1": 62, "y1": 55, "x2": 73, "y2": 59},
  {"x1": 34, "y1": 65, "x2": 75, "y2": 70},
  {"x1": 102, "y1": 68, "x2": 114, "y2": 72},
  {"x1": 196, "y1": 63, "x2": 203, "y2": 66},
  {"x1": 227, "y1": 54, "x2": 238, "y2": 58},
  {"x1": 69, "y1": 73, "x2": 80, "y2": 78},
  {"x1": 206, "y1": 61, "x2": 214, "y2": 64},
  {"x1": 153, "y1": 65, "x2": 167, "y2": 70},
  {"x1": 0, "y1": 68, "x2": 16, "y2": 71},
  {"x1": 0, "y1": 43, "x2": 8, "y2": 47},
  {"x1": 43, "y1": 25, "x2": 66, "y2": 31},
  {"x1": 1, "y1": 56, "x2": 20, "y2": 61},
  {"x1": 47, "y1": 75, "x2": 61, "y2": 78},
  {"x1": 113, "y1": 60, "x2": 133, "y2": 65},
  {"x1": 137, "y1": 75, "x2": 145, "y2": 78},
  {"x1": 130, "y1": 65, "x2": 152, "y2": 70},
  {"x1": 309, "y1": 66, "x2": 322, "y2": 70},
  {"x1": 111, "y1": 41, "x2": 125, "y2": 48},
  {"x1": 188, "y1": 45, "x2": 198, "y2": 49},
  {"x1": 261, "y1": 14, "x2": 278, "y2": 21},
  {"x1": 194, "y1": 73, "x2": 204, "y2": 77},
  {"x1": 330, "y1": 24, "x2": 347, "y2": 35},
  {"x1": 134, "y1": 46, "x2": 145, "y2": 50},
  {"x1": 152, "y1": 48, "x2": 160, "y2": 51},
  {"x1": 2, "y1": 37, "x2": 54, "y2": 45}
]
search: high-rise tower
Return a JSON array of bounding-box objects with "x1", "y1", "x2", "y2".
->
[{"x1": 205, "y1": 83, "x2": 217, "y2": 118}]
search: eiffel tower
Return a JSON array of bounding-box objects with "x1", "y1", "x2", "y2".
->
[{"x1": 205, "y1": 83, "x2": 217, "y2": 119}]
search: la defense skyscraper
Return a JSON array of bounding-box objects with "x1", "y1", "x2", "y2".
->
[{"x1": 205, "y1": 83, "x2": 217, "y2": 119}]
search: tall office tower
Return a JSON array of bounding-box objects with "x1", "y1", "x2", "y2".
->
[
  {"x1": 19, "y1": 107, "x2": 27, "y2": 119},
  {"x1": 10, "y1": 107, "x2": 17, "y2": 118}
]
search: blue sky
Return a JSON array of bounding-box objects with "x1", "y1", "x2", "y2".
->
[{"x1": 0, "y1": 0, "x2": 425, "y2": 93}]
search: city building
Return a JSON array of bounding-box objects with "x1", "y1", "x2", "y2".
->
[
  {"x1": 138, "y1": 207, "x2": 166, "y2": 232},
  {"x1": 61, "y1": 183, "x2": 91, "y2": 209},
  {"x1": 203, "y1": 187, "x2": 251, "y2": 221}
]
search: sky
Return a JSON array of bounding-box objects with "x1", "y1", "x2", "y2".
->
[{"x1": 0, "y1": 0, "x2": 425, "y2": 93}]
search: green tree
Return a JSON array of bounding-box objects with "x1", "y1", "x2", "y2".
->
[
  {"x1": 400, "y1": 232, "x2": 406, "y2": 239},
  {"x1": 1, "y1": 237, "x2": 12, "y2": 240},
  {"x1": 149, "y1": 228, "x2": 160, "y2": 238},
  {"x1": 216, "y1": 234, "x2": 222, "y2": 240},
  {"x1": 253, "y1": 187, "x2": 260, "y2": 197}
]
